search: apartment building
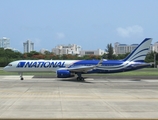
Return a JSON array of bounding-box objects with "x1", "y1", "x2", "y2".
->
[{"x1": 52, "y1": 44, "x2": 81, "y2": 55}]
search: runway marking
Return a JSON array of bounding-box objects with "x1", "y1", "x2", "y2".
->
[{"x1": 142, "y1": 79, "x2": 158, "y2": 82}]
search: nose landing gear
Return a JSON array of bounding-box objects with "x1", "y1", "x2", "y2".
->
[{"x1": 19, "y1": 72, "x2": 24, "y2": 80}]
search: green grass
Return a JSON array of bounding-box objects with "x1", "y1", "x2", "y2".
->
[
  {"x1": 0, "y1": 68, "x2": 158, "y2": 76},
  {"x1": 88, "y1": 68, "x2": 158, "y2": 76}
]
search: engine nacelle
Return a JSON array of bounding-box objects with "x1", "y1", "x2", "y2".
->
[{"x1": 57, "y1": 70, "x2": 75, "y2": 78}]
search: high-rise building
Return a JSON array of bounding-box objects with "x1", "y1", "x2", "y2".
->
[
  {"x1": 52, "y1": 44, "x2": 81, "y2": 55},
  {"x1": 23, "y1": 40, "x2": 34, "y2": 53},
  {"x1": 0, "y1": 37, "x2": 10, "y2": 48}
]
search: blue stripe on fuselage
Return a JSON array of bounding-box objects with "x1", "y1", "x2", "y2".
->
[
  {"x1": 72, "y1": 60, "x2": 124, "y2": 67},
  {"x1": 87, "y1": 63, "x2": 150, "y2": 74},
  {"x1": 73, "y1": 60, "x2": 98, "y2": 66}
]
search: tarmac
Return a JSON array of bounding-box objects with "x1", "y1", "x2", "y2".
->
[{"x1": 0, "y1": 75, "x2": 158, "y2": 119}]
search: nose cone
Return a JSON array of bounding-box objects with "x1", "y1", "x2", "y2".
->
[
  {"x1": 3, "y1": 66, "x2": 12, "y2": 72},
  {"x1": 3, "y1": 66, "x2": 8, "y2": 72}
]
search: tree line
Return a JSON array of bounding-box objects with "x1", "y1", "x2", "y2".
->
[{"x1": 0, "y1": 45, "x2": 157, "y2": 67}]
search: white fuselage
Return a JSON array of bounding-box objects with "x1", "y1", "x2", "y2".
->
[{"x1": 4, "y1": 60, "x2": 79, "y2": 72}]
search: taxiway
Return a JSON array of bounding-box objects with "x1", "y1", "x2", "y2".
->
[{"x1": 0, "y1": 75, "x2": 158, "y2": 119}]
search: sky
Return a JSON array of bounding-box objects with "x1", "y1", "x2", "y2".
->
[{"x1": 0, "y1": 0, "x2": 158, "y2": 53}]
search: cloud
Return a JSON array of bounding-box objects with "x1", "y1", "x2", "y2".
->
[
  {"x1": 116, "y1": 25, "x2": 144, "y2": 37},
  {"x1": 55, "y1": 32, "x2": 65, "y2": 40}
]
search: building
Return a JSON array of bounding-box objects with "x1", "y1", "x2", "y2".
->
[
  {"x1": 114, "y1": 42, "x2": 155, "y2": 55},
  {"x1": 23, "y1": 40, "x2": 34, "y2": 53},
  {"x1": 152, "y1": 42, "x2": 158, "y2": 53},
  {"x1": 52, "y1": 44, "x2": 81, "y2": 55},
  {"x1": 40, "y1": 49, "x2": 49, "y2": 54},
  {"x1": 0, "y1": 37, "x2": 10, "y2": 48},
  {"x1": 114, "y1": 42, "x2": 139, "y2": 55},
  {"x1": 149, "y1": 44, "x2": 153, "y2": 52},
  {"x1": 114, "y1": 41, "x2": 156, "y2": 55},
  {"x1": 4, "y1": 47, "x2": 19, "y2": 52},
  {"x1": 80, "y1": 49, "x2": 105, "y2": 56}
]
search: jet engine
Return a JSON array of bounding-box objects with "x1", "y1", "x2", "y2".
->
[{"x1": 57, "y1": 70, "x2": 75, "y2": 78}]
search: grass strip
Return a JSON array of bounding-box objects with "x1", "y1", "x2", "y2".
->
[{"x1": 0, "y1": 68, "x2": 158, "y2": 76}]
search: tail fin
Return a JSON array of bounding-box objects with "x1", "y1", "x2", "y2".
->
[{"x1": 123, "y1": 38, "x2": 152, "y2": 62}]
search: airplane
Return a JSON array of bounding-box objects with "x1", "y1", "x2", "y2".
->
[{"x1": 3, "y1": 38, "x2": 152, "y2": 81}]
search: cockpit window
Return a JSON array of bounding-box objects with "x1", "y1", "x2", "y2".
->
[{"x1": 7, "y1": 64, "x2": 12, "y2": 66}]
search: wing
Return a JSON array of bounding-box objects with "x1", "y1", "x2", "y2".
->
[
  {"x1": 59, "y1": 59, "x2": 103, "y2": 73},
  {"x1": 67, "y1": 65, "x2": 95, "y2": 72}
]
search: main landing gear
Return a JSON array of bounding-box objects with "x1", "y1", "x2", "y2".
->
[
  {"x1": 76, "y1": 73, "x2": 84, "y2": 81},
  {"x1": 19, "y1": 72, "x2": 24, "y2": 80}
]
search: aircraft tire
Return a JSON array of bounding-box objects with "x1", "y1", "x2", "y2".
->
[
  {"x1": 81, "y1": 77, "x2": 84, "y2": 81},
  {"x1": 77, "y1": 77, "x2": 84, "y2": 81},
  {"x1": 77, "y1": 77, "x2": 79, "y2": 81}
]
